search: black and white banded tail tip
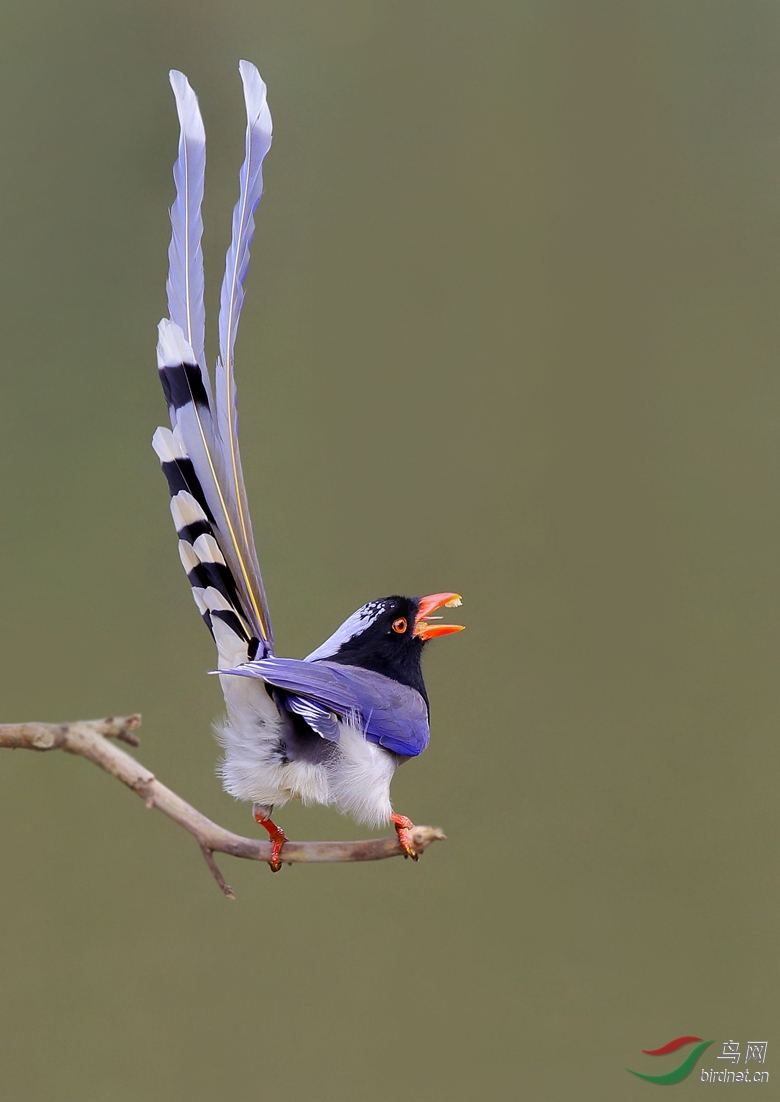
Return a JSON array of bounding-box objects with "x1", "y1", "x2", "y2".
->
[
  {"x1": 156, "y1": 319, "x2": 211, "y2": 420},
  {"x1": 152, "y1": 417, "x2": 257, "y2": 660}
]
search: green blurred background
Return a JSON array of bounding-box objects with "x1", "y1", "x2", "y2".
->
[{"x1": 0, "y1": 2, "x2": 778, "y2": 1099}]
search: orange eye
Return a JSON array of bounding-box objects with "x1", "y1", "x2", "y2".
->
[{"x1": 392, "y1": 617, "x2": 407, "y2": 634}]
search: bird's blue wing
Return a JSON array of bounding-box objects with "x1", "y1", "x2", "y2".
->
[
  {"x1": 282, "y1": 694, "x2": 341, "y2": 741},
  {"x1": 220, "y1": 657, "x2": 430, "y2": 757}
]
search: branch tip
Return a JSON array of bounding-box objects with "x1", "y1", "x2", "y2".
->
[{"x1": 200, "y1": 845, "x2": 235, "y2": 899}]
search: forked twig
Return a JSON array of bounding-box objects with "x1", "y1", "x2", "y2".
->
[{"x1": 0, "y1": 715, "x2": 445, "y2": 897}]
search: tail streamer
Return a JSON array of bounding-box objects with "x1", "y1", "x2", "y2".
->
[{"x1": 153, "y1": 63, "x2": 276, "y2": 658}]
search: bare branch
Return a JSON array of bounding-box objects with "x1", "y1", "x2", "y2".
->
[
  {"x1": 199, "y1": 844, "x2": 236, "y2": 899},
  {"x1": 0, "y1": 715, "x2": 445, "y2": 896}
]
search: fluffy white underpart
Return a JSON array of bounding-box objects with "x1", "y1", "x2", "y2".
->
[
  {"x1": 214, "y1": 612, "x2": 398, "y2": 823},
  {"x1": 216, "y1": 668, "x2": 397, "y2": 824},
  {"x1": 326, "y1": 718, "x2": 397, "y2": 827},
  {"x1": 216, "y1": 667, "x2": 331, "y2": 809},
  {"x1": 213, "y1": 623, "x2": 312, "y2": 808}
]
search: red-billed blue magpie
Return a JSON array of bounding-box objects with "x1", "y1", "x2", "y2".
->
[{"x1": 153, "y1": 63, "x2": 464, "y2": 870}]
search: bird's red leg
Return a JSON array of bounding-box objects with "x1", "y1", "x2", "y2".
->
[
  {"x1": 390, "y1": 813, "x2": 419, "y2": 861},
  {"x1": 253, "y1": 805, "x2": 288, "y2": 872}
]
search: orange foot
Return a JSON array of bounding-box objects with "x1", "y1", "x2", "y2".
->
[
  {"x1": 390, "y1": 813, "x2": 419, "y2": 861},
  {"x1": 253, "y1": 805, "x2": 288, "y2": 872}
]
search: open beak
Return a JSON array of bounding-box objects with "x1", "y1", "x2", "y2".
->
[{"x1": 413, "y1": 592, "x2": 465, "y2": 641}]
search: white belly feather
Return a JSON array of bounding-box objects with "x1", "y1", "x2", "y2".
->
[{"x1": 216, "y1": 666, "x2": 397, "y2": 828}]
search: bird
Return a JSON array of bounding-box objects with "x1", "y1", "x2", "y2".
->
[{"x1": 152, "y1": 62, "x2": 464, "y2": 871}]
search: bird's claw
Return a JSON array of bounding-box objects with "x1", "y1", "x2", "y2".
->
[
  {"x1": 254, "y1": 806, "x2": 288, "y2": 872},
  {"x1": 390, "y1": 813, "x2": 419, "y2": 861},
  {"x1": 268, "y1": 838, "x2": 285, "y2": 873}
]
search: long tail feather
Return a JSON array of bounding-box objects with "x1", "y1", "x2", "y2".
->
[
  {"x1": 155, "y1": 63, "x2": 275, "y2": 654},
  {"x1": 218, "y1": 60, "x2": 272, "y2": 400},
  {"x1": 155, "y1": 320, "x2": 272, "y2": 655},
  {"x1": 152, "y1": 421, "x2": 255, "y2": 663},
  {"x1": 215, "y1": 60, "x2": 273, "y2": 645},
  {"x1": 167, "y1": 71, "x2": 208, "y2": 381}
]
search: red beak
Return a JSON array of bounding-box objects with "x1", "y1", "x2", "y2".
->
[{"x1": 413, "y1": 592, "x2": 465, "y2": 641}]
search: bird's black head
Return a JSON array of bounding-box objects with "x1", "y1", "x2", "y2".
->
[{"x1": 306, "y1": 592, "x2": 464, "y2": 703}]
